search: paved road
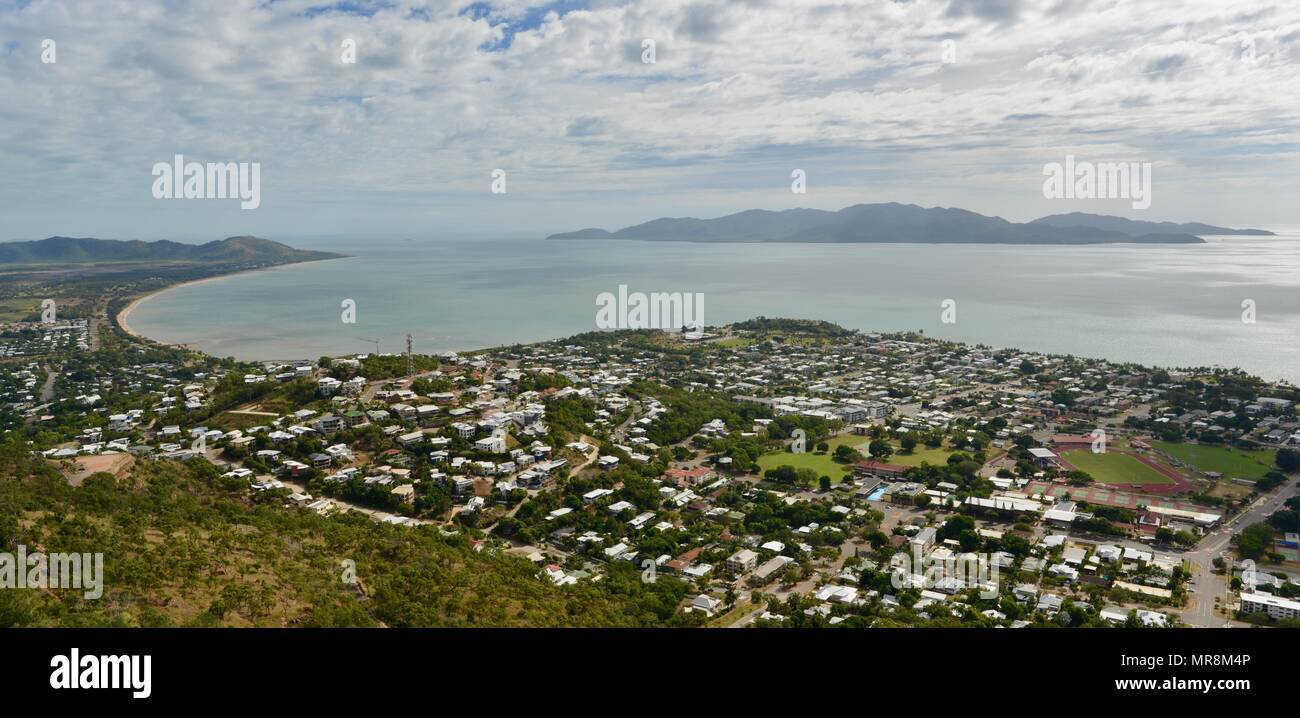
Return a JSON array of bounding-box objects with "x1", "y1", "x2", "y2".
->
[
  {"x1": 271, "y1": 471, "x2": 434, "y2": 526},
  {"x1": 39, "y1": 366, "x2": 57, "y2": 402},
  {"x1": 203, "y1": 450, "x2": 433, "y2": 527},
  {"x1": 611, "y1": 403, "x2": 639, "y2": 443},
  {"x1": 484, "y1": 435, "x2": 599, "y2": 533},
  {"x1": 726, "y1": 535, "x2": 864, "y2": 627},
  {"x1": 89, "y1": 303, "x2": 104, "y2": 351},
  {"x1": 1178, "y1": 479, "x2": 1298, "y2": 627}
]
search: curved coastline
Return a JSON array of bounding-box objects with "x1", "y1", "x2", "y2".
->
[{"x1": 115, "y1": 258, "x2": 349, "y2": 346}]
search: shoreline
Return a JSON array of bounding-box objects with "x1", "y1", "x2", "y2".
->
[
  {"x1": 102, "y1": 247, "x2": 1299, "y2": 387},
  {"x1": 115, "y1": 258, "x2": 348, "y2": 346}
]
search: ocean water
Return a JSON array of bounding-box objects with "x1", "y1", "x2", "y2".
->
[{"x1": 124, "y1": 232, "x2": 1300, "y2": 383}]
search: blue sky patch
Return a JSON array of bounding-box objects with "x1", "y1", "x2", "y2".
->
[{"x1": 462, "y1": 0, "x2": 588, "y2": 52}]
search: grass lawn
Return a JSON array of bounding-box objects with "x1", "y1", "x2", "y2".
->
[
  {"x1": 757, "y1": 434, "x2": 861, "y2": 482},
  {"x1": 1151, "y1": 441, "x2": 1277, "y2": 480},
  {"x1": 756, "y1": 448, "x2": 854, "y2": 481},
  {"x1": 709, "y1": 337, "x2": 752, "y2": 349},
  {"x1": 210, "y1": 411, "x2": 278, "y2": 431},
  {"x1": 864, "y1": 443, "x2": 952, "y2": 467},
  {"x1": 1061, "y1": 450, "x2": 1174, "y2": 485},
  {"x1": 0, "y1": 296, "x2": 41, "y2": 322},
  {"x1": 706, "y1": 599, "x2": 754, "y2": 628},
  {"x1": 758, "y1": 434, "x2": 958, "y2": 481}
]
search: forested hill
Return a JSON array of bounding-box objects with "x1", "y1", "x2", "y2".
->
[
  {"x1": 548, "y1": 203, "x2": 1272, "y2": 245},
  {"x1": 0, "y1": 442, "x2": 691, "y2": 628},
  {"x1": 0, "y1": 236, "x2": 342, "y2": 266}
]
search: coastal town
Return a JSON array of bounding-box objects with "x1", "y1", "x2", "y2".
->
[
  {"x1": 7, "y1": 0, "x2": 1299, "y2": 703},
  {"x1": 4, "y1": 311, "x2": 1299, "y2": 629}
]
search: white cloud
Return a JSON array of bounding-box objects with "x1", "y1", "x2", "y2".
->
[{"x1": 0, "y1": 0, "x2": 1297, "y2": 241}]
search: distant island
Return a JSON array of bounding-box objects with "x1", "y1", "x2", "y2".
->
[
  {"x1": 0, "y1": 235, "x2": 343, "y2": 266},
  {"x1": 547, "y1": 203, "x2": 1274, "y2": 245}
]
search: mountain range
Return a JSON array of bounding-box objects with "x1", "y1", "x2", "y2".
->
[
  {"x1": 547, "y1": 204, "x2": 1274, "y2": 245},
  {"x1": 0, "y1": 236, "x2": 343, "y2": 265}
]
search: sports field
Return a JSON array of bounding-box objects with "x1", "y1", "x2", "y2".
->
[
  {"x1": 1061, "y1": 450, "x2": 1174, "y2": 485},
  {"x1": 1151, "y1": 441, "x2": 1276, "y2": 480}
]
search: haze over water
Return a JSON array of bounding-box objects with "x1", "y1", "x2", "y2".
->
[{"x1": 125, "y1": 232, "x2": 1300, "y2": 383}]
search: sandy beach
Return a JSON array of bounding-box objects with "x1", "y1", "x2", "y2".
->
[
  {"x1": 115, "y1": 293, "x2": 156, "y2": 341},
  {"x1": 116, "y1": 274, "x2": 234, "y2": 343},
  {"x1": 115, "y1": 259, "x2": 346, "y2": 344}
]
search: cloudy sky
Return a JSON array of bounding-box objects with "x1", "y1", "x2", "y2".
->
[{"x1": 1, "y1": 0, "x2": 1298, "y2": 242}]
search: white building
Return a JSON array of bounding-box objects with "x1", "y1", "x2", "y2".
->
[
  {"x1": 726, "y1": 548, "x2": 759, "y2": 574},
  {"x1": 1240, "y1": 591, "x2": 1300, "y2": 620}
]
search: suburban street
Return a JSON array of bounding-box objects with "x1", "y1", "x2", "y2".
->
[{"x1": 1178, "y1": 480, "x2": 1299, "y2": 627}]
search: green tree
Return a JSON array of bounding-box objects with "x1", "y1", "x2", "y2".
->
[
  {"x1": 868, "y1": 439, "x2": 894, "y2": 460},
  {"x1": 1237, "y1": 522, "x2": 1274, "y2": 560},
  {"x1": 1277, "y1": 448, "x2": 1300, "y2": 473}
]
